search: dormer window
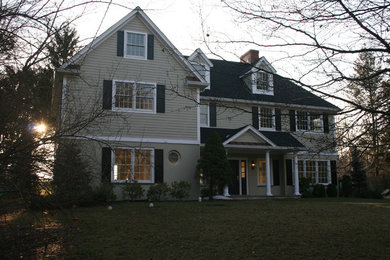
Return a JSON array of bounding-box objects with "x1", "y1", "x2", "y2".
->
[
  {"x1": 256, "y1": 72, "x2": 269, "y2": 91},
  {"x1": 188, "y1": 48, "x2": 213, "y2": 90},
  {"x1": 251, "y1": 70, "x2": 274, "y2": 95}
]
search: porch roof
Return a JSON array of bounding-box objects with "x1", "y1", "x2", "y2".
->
[{"x1": 200, "y1": 126, "x2": 305, "y2": 149}]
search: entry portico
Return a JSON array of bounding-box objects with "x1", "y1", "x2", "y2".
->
[{"x1": 201, "y1": 125, "x2": 305, "y2": 197}]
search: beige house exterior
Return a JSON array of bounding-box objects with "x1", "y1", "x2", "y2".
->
[{"x1": 54, "y1": 7, "x2": 339, "y2": 199}]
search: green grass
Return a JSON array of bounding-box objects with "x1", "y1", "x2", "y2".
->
[{"x1": 2, "y1": 198, "x2": 390, "y2": 259}]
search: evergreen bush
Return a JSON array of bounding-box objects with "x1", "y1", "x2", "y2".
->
[
  {"x1": 147, "y1": 182, "x2": 169, "y2": 201},
  {"x1": 170, "y1": 181, "x2": 191, "y2": 200},
  {"x1": 122, "y1": 181, "x2": 144, "y2": 201},
  {"x1": 312, "y1": 184, "x2": 326, "y2": 197}
]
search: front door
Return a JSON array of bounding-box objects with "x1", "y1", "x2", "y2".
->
[{"x1": 229, "y1": 159, "x2": 247, "y2": 195}]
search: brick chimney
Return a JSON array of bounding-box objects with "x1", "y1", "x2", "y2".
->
[{"x1": 240, "y1": 49, "x2": 259, "y2": 63}]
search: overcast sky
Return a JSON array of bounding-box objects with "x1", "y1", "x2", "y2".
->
[{"x1": 72, "y1": 0, "x2": 242, "y2": 59}]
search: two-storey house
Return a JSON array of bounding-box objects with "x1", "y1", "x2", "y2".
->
[{"x1": 54, "y1": 7, "x2": 339, "y2": 199}]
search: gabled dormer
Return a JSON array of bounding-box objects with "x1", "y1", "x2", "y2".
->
[
  {"x1": 240, "y1": 50, "x2": 277, "y2": 96},
  {"x1": 188, "y1": 48, "x2": 213, "y2": 89}
]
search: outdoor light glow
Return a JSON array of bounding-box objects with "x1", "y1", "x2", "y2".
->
[{"x1": 34, "y1": 123, "x2": 47, "y2": 133}]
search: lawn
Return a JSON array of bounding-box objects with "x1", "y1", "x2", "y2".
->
[{"x1": 2, "y1": 198, "x2": 390, "y2": 259}]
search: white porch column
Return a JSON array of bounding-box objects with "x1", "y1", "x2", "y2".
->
[
  {"x1": 266, "y1": 151, "x2": 272, "y2": 196},
  {"x1": 223, "y1": 185, "x2": 230, "y2": 197},
  {"x1": 293, "y1": 152, "x2": 300, "y2": 196}
]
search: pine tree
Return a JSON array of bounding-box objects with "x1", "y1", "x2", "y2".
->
[
  {"x1": 350, "y1": 146, "x2": 367, "y2": 196},
  {"x1": 197, "y1": 131, "x2": 232, "y2": 199}
]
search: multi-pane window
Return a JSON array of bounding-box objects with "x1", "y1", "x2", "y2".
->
[
  {"x1": 256, "y1": 72, "x2": 269, "y2": 91},
  {"x1": 258, "y1": 160, "x2": 266, "y2": 185},
  {"x1": 305, "y1": 161, "x2": 316, "y2": 183},
  {"x1": 296, "y1": 111, "x2": 322, "y2": 132},
  {"x1": 114, "y1": 80, "x2": 155, "y2": 112},
  {"x1": 126, "y1": 32, "x2": 146, "y2": 58},
  {"x1": 298, "y1": 160, "x2": 329, "y2": 184},
  {"x1": 200, "y1": 104, "x2": 209, "y2": 126},
  {"x1": 113, "y1": 148, "x2": 153, "y2": 183},
  {"x1": 318, "y1": 161, "x2": 328, "y2": 183},
  {"x1": 259, "y1": 107, "x2": 274, "y2": 129}
]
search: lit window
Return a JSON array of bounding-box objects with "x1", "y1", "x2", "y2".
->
[
  {"x1": 258, "y1": 160, "x2": 266, "y2": 185},
  {"x1": 259, "y1": 107, "x2": 274, "y2": 129},
  {"x1": 113, "y1": 80, "x2": 155, "y2": 112},
  {"x1": 256, "y1": 72, "x2": 269, "y2": 91},
  {"x1": 114, "y1": 148, "x2": 153, "y2": 183},
  {"x1": 126, "y1": 32, "x2": 146, "y2": 59},
  {"x1": 310, "y1": 114, "x2": 322, "y2": 131},
  {"x1": 200, "y1": 104, "x2": 209, "y2": 126}
]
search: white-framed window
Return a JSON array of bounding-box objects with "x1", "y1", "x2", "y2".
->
[
  {"x1": 298, "y1": 160, "x2": 330, "y2": 184},
  {"x1": 257, "y1": 71, "x2": 269, "y2": 91},
  {"x1": 200, "y1": 104, "x2": 209, "y2": 127},
  {"x1": 296, "y1": 111, "x2": 323, "y2": 132},
  {"x1": 113, "y1": 148, "x2": 154, "y2": 183},
  {"x1": 191, "y1": 62, "x2": 210, "y2": 89},
  {"x1": 125, "y1": 31, "x2": 147, "y2": 59},
  {"x1": 259, "y1": 107, "x2": 274, "y2": 129},
  {"x1": 113, "y1": 80, "x2": 156, "y2": 113},
  {"x1": 251, "y1": 71, "x2": 274, "y2": 95}
]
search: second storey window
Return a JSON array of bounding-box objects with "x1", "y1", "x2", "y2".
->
[
  {"x1": 113, "y1": 80, "x2": 155, "y2": 112},
  {"x1": 296, "y1": 111, "x2": 323, "y2": 132},
  {"x1": 200, "y1": 104, "x2": 209, "y2": 126},
  {"x1": 126, "y1": 31, "x2": 146, "y2": 59},
  {"x1": 259, "y1": 107, "x2": 274, "y2": 129}
]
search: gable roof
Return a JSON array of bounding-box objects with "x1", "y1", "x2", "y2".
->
[
  {"x1": 201, "y1": 59, "x2": 340, "y2": 111},
  {"x1": 201, "y1": 126, "x2": 305, "y2": 149},
  {"x1": 58, "y1": 7, "x2": 206, "y2": 85}
]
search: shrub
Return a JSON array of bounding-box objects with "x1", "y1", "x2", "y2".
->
[
  {"x1": 93, "y1": 183, "x2": 116, "y2": 203},
  {"x1": 122, "y1": 181, "x2": 144, "y2": 201},
  {"x1": 326, "y1": 184, "x2": 337, "y2": 197},
  {"x1": 341, "y1": 175, "x2": 353, "y2": 197},
  {"x1": 299, "y1": 177, "x2": 313, "y2": 198},
  {"x1": 52, "y1": 142, "x2": 92, "y2": 206},
  {"x1": 147, "y1": 182, "x2": 169, "y2": 202},
  {"x1": 312, "y1": 184, "x2": 326, "y2": 197},
  {"x1": 357, "y1": 189, "x2": 383, "y2": 199},
  {"x1": 170, "y1": 181, "x2": 191, "y2": 200}
]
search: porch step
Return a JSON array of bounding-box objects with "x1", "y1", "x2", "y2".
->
[{"x1": 229, "y1": 195, "x2": 301, "y2": 200}]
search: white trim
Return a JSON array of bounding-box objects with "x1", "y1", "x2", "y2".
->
[
  {"x1": 69, "y1": 135, "x2": 200, "y2": 145},
  {"x1": 199, "y1": 96, "x2": 340, "y2": 113},
  {"x1": 295, "y1": 151, "x2": 338, "y2": 156},
  {"x1": 112, "y1": 79, "x2": 156, "y2": 113},
  {"x1": 228, "y1": 158, "x2": 249, "y2": 195},
  {"x1": 123, "y1": 30, "x2": 147, "y2": 60},
  {"x1": 188, "y1": 48, "x2": 213, "y2": 67},
  {"x1": 295, "y1": 159, "x2": 332, "y2": 185},
  {"x1": 223, "y1": 125, "x2": 276, "y2": 147},
  {"x1": 295, "y1": 111, "x2": 324, "y2": 133},
  {"x1": 251, "y1": 71, "x2": 274, "y2": 95}
]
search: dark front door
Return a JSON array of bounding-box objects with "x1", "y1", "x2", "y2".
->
[
  {"x1": 229, "y1": 160, "x2": 247, "y2": 195},
  {"x1": 229, "y1": 160, "x2": 240, "y2": 195}
]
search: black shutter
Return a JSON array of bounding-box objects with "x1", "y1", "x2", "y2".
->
[
  {"x1": 154, "y1": 149, "x2": 164, "y2": 183},
  {"x1": 286, "y1": 159, "x2": 293, "y2": 186},
  {"x1": 252, "y1": 106, "x2": 259, "y2": 129},
  {"x1": 275, "y1": 109, "x2": 281, "y2": 131},
  {"x1": 273, "y1": 160, "x2": 280, "y2": 186},
  {"x1": 331, "y1": 160, "x2": 337, "y2": 185},
  {"x1": 103, "y1": 80, "x2": 112, "y2": 109},
  {"x1": 147, "y1": 34, "x2": 154, "y2": 60},
  {"x1": 156, "y1": 85, "x2": 165, "y2": 113},
  {"x1": 323, "y1": 114, "x2": 329, "y2": 133},
  {"x1": 209, "y1": 103, "x2": 216, "y2": 127},
  {"x1": 102, "y1": 147, "x2": 112, "y2": 182},
  {"x1": 289, "y1": 110, "x2": 296, "y2": 132},
  {"x1": 117, "y1": 31, "x2": 124, "y2": 57}
]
